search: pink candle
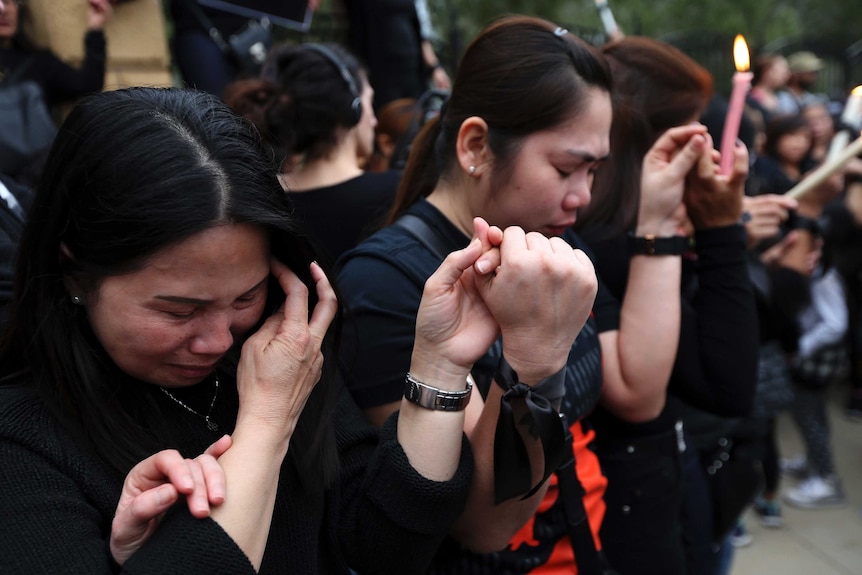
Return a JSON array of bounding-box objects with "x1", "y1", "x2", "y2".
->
[{"x1": 719, "y1": 35, "x2": 752, "y2": 176}]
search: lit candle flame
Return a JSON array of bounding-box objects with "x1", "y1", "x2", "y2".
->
[
  {"x1": 853, "y1": 86, "x2": 862, "y2": 96},
  {"x1": 733, "y1": 35, "x2": 750, "y2": 72}
]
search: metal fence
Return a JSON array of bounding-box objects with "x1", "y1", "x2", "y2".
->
[
  {"x1": 292, "y1": 10, "x2": 861, "y2": 104},
  {"x1": 662, "y1": 31, "x2": 862, "y2": 102}
]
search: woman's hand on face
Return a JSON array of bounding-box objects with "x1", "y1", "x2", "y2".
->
[
  {"x1": 638, "y1": 124, "x2": 710, "y2": 236},
  {"x1": 410, "y1": 218, "x2": 502, "y2": 385},
  {"x1": 235, "y1": 261, "x2": 337, "y2": 440},
  {"x1": 110, "y1": 436, "x2": 232, "y2": 565},
  {"x1": 87, "y1": 0, "x2": 113, "y2": 31},
  {"x1": 742, "y1": 194, "x2": 798, "y2": 248},
  {"x1": 683, "y1": 134, "x2": 749, "y2": 230},
  {"x1": 474, "y1": 226, "x2": 598, "y2": 385}
]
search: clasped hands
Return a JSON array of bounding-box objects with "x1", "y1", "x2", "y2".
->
[
  {"x1": 639, "y1": 124, "x2": 750, "y2": 235},
  {"x1": 410, "y1": 217, "x2": 598, "y2": 388}
]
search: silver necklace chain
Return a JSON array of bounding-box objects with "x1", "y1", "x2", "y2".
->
[{"x1": 160, "y1": 374, "x2": 220, "y2": 432}]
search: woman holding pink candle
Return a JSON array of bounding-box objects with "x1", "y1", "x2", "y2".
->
[{"x1": 574, "y1": 36, "x2": 759, "y2": 575}]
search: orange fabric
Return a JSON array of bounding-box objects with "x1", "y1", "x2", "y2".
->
[{"x1": 507, "y1": 420, "x2": 607, "y2": 574}]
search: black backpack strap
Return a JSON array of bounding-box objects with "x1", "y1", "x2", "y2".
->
[
  {"x1": 392, "y1": 212, "x2": 450, "y2": 260},
  {"x1": 557, "y1": 415, "x2": 620, "y2": 575}
]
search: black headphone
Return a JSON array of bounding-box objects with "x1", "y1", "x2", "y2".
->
[{"x1": 303, "y1": 43, "x2": 363, "y2": 126}]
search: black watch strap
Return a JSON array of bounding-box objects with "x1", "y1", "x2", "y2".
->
[{"x1": 627, "y1": 233, "x2": 692, "y2": 256}]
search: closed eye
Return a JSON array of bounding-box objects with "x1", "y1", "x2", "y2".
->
[
  {"x1": 234, "y1": 283, "x2": 266, "y2": 308},
  {"x1": 163, "y1": 308, "x2": 196, "y2": 319}
]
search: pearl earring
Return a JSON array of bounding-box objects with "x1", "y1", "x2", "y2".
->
[
  {"x1": 71, "y1": 295, "x2": 82, "y2": 305},
  {"x1": 468, "y1": 166, "x2": 476, "y2": 175}
]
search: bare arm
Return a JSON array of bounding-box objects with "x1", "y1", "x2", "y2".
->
[{"x1": 599, "y1": 125, "x2": 710, "y2": 422}]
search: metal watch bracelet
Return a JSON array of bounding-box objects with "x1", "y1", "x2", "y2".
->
[{"x1": 403, "y1": 372, "x2": 473, "y2": 412}]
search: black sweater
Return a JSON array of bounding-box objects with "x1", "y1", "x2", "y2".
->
[
  {"x1": 0, "y1": 380, "x2": 472, "y2": 574},
  {"x1": 0, "y1": 31, "x2": 106, "y2": 107},
  {"x1": 585, "y1": 225, "x2": 760, "y2": 440}
]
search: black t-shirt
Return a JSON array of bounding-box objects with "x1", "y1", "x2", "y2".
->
[
  {"x1": 286, "y1": 170, "x2": 401, "y2": 266},
  {"x1": 337, "y1": 198, "x2": 607, "y2": 417},
  {"x1": 336, "y1": 197, "x2": 609, "y2": 573}
]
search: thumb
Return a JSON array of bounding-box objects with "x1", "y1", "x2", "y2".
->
[
  {"x1": 426, "y1": 238, "x2": 483, "y2": 291},
  {"x1": 667, "y1": 133, "x2": 707, "y2": 180},
  {"x1": 472, "y1": 217, "x2": 491, "y2": 251}
]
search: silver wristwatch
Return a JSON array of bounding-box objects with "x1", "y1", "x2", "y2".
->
[{"x1": 403, "y1": 373, "x2": 474, "y2": 411}]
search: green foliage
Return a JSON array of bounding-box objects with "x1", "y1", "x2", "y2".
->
[{"x1": 427, "y1": 0, "x2": 861, "y2": 54}]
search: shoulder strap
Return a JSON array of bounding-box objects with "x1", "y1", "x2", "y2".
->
[
  {"x1": 180, "y1": 0, "x2": 231, "y2": 54},
  {"x1": 391, "y1": 212, "x2": 450, "y2": 260},
  {"x1": 557, "y1": 415, "x2": 620, "y2": 575},
  {"x1": 395, "y1": 211, "x2": 616, "y2": 573}
]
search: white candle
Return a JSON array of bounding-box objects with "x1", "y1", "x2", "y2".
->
[
  {"x1": 825, "y1": 86, "x2": 862, "y2": 162},
  {"x1": 594, "y1": 0, "x2": 619, "y2": 37},
  {"x1": 719, "y1": 35, "x2": 752, "y2": 177},
  {"x1": 841, "y1": 86, "x2": 862, "y2": 127},
  {"x1": 786, "y1": 132, "x2": 862, "y2": 200}
]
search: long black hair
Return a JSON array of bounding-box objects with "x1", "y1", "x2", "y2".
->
[{"x1": 0, "y1": 87, "x2": 340, "y2": 485}]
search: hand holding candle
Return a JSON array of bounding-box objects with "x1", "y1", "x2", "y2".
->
[
  {"x1": 825, "y1": 86, "x2": 862, "y2": 163},
  {"x1": 719, "y1": 35, "x2": 752, "y2": 177},
  {"x1": 784, "y1": 132, "x2": 862, "y2": 200}
]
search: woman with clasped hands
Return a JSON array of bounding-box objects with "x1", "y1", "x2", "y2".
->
[
  {"x1": 336, "y1": 16, "x2": 611, "y2": 572},
  {"x1": 0, "y1": 87, "x2": 555, "y2": 574}
]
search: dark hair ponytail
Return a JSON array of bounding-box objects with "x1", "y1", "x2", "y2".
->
[
  {"x1": 387, "y1": 15, "x2": 612, "y2": 222},
  {"x1": 386, "y1": 116, "x2": 444, "y2": 223}
]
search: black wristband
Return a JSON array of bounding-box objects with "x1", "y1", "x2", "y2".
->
[
  {"x1": 494, "y1": 356, "x2": 566, "y2": 403},
  {"x1": 627, "y1": 232, "x2": 692, "y2": 256},
  {"x1": 492, "y1": 356, "x2": 568, "y2": 504}
]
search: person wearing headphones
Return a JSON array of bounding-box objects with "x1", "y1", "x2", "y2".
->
[{"x1": 223, "y1": 42, "x2": 400, "y2": 264}]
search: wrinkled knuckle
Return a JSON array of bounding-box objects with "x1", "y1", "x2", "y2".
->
[{"x1": 291, "y1": 281, "x2": 309, "y2": 299}]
